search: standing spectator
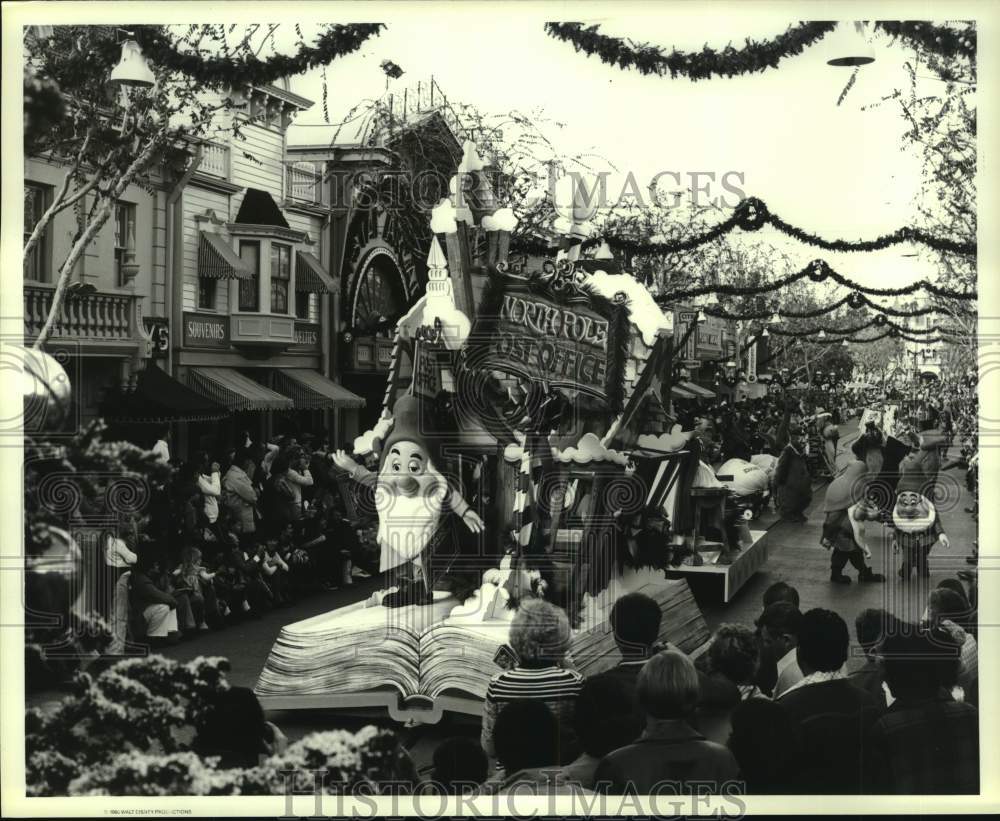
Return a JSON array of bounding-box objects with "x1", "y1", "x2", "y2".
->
[
  {"x1": 604, "y1": 592, "x2": 738, "y2": 710},
  {"x1": 864, "y1": 629, "x2": 978, "y2": 794},
  {"x1": 848, "y1": 608, "x2": 897, "y2": 708},
  {"x1": 727, "y1": 698, "x2": 803, "y2": 793},
  {"x1": 193, "y1": 687, "x2": 287, "y2": 768},
  {"x1": 593, "y1": 651, "x2": 740, "y2": 794},
  {"x1": 774, "y1": 424, "x2": 812, "y2": 523},
  {"x1": 151, "y1": 424, "x2": 171, "y2": 463},
  {"x1": 197, "y1": 452, "x2": 222, "y2": 528},
  {"x1": 484, "y1": 702, "x2": 582, "y2": 795},
  {"x1": 558, "y1": 675, "x2": 642, "y2": 790},
  {"x1": 777, "y1": 609, "x2": 880, "y2": 793},
  {"x1": 756, "y1": 602, "x2": 803, "y2": 698},
  {"x1": 481, "y1": 600, "x2": 583, "y2": 766},
  {"x1": 223, "y1": 450, "x2": 258, "y2": 543},
  {"x1": 925, "y1": 588, "x2": 978, "y2": 705}
]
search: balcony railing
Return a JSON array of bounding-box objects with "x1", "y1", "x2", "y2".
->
[
  {"x1": 285, "y1": 162, "x2": 327, "y2": 205},
  {"x1": 24, "y1": 284, "x2": 145, "y2": 347},
  {"x1": 200, "y1": 142, "x2": 231, "y2": 178}
]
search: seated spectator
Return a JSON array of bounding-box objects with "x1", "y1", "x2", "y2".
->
[
  {"x1": 193, "y1": 686, "x2": 287, "y2": 769},
  {"x1": 727, "y1": 698, "x2": 803, "y2": 793},
  {"x1": 756, "y1": 602, "x2": 803, "y2": 697},
  {"x1": 558, "y1": 674, "x2": 642, "y2": 790},
  {"x1": 695, "y1": 624, "x2": 765, "y2": 744},
  {"x1": 127, "y1": 551, "x2": 180, "y2": 646},
  {"x1": 925, "y1": 588, "x2": 978, "y2": 705},
  {"x1": 485, "y1": 701, "x2": 583, "y2": 795},
  {"x1": 593, "y1": 651, "x2": 740, "y2": 794},
  {"x1": 481, "y1": 600, "x2": 583, "y2": 766},
  {"x1": 171, "y1": 546, "x2": 218, "y2": 631},
  {"x1": 849, "y1": 608, "x2": 897, "y2": 708},
  {"x1": 430, "y1": 737, "x2": 488, "y2": 795},
  {"x1": 605, "y1": 592, "x2": 738, "y2": 711},
  {"x1": 864, "y1": 628, "x2": 978, "y2": 794},
  {"x1": 754, "y1": 583, "x2": 800, "y2": 694},
  {"x1": 777, "y1": 609, "x2": 880, "y2": 793}
]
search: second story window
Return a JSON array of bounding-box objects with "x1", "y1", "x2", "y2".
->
[
  {"x1": 270, "y1": 243, "x2": 291, "y2": 313},
  {"x1": 114, "y1": 201, "x2": 137, "y2": 285},
  {"x1": 295, "y1": 291, "x2": 311, "y2": 319},
  {"x1": 24, "y1": 183, "x2": 50, "y2": 282},
  {"x1": 238, "y1": 241, "x2": 260, "y2": 311},
  {"x1": 198, "y1": 277, "x2": 217, "y2": 310}
]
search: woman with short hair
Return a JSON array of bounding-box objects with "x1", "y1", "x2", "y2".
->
[{"x1": 480, "y1": 599, "x2": 583, "y2": 767}]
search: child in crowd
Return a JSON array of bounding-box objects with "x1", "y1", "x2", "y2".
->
[{"x1": 171, "y1": 546, "x2": 217, "y2": 630}]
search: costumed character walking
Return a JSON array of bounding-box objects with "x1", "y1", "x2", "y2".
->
[
  {"x1": 890, "y1": 477, "x2": 950, "y2": 581},
  {"x1": 774, "y1": 424, "x2": 812, "y2": 523},
  {"x1": 820, "y1": 460, "x2": 886, "y2": 585},
  {"x1": 331, "y1": 394, "x2": 484, "y2": 607}
]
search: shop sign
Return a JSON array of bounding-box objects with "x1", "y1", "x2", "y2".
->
[
  {"x1": 183, "y1": 312, "x2": 230, "y2": 349},
  {"x1": 290, "y1": 322, "x2": 321, "y2": 351},
  {"x1": 143, "y1": 318, "x2": 170, "y2": 358}
]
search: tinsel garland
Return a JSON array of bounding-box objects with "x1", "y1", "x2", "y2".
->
[
  {"x1": 543, "y1": 22, "x2": 838, "y2": 80},
  {"x1": 512, "y1": 197, "x2": 975, "y2": 263},
  {"x1": 655, "y1": 258, "x2": 976, "y2": 305},
  {"x1": 769, "y1": 316, "x2": 963, "y2": 339},
  {"x1": 705, "y1": 290, "x2": 941, "y2": 322},
  {"x1": 544, "y1": 20, "x2": 974, "y2": 81},
  {"x1": 131, "y1": 24, "x2": 385, "y2": 87}
]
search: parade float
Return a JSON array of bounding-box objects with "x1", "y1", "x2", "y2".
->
[{"x1": 254, "y1": 145, "x2": 770, "y2": 720}]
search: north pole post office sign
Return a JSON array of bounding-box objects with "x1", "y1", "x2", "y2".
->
[{"x1": 462, "y1": 266, "x2": 629, "y2": 411}]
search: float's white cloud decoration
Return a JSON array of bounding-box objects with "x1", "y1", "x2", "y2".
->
[
  {"x1": 354, "y1": 414, "x2": 394, "y2": 456},
  {"x1": 482, "y1": 207, "x2": 518, "y2": 232},
  {"x1": 430, "y1": 199, "x2": 458, "y2": 234},
  {"x1": 635, "y1": 426, "x2": 692, "y2": 453},
  {"x1": 553, "y1": 432, "x2": 629, "y2": 465}
]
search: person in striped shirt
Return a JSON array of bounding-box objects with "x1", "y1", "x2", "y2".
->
[{"x1": 481, "y1": 599, "x2": 583, "y2": 767}]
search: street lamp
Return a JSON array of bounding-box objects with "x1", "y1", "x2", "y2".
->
[
  {"x1": 826, "y1": 22, "x2": 876, "y2": 67},
  {"x1": 108, "y1": 39, "x2": 155, "y2": 90}
]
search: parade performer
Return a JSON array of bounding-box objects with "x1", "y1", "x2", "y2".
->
[
  {"x1": 820, "y1": 459, "x2": 886, "y2": 585},
  {"x1": 774, "y1": 424, "x2": 812, "y2": 523},
  {"x1": 890, "y1": 486, "x2": 950, "y2": 581},
  {"x1": 331, "y1": 393, "x2": 484, "y2": 607}
]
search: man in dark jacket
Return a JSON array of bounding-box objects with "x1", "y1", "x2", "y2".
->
[
  {"x1": 778, "y1": 609, "x2": 881, "y2": 793},
  {"x1": 774, "y1": 425, "x2": 812, "y2": 523}
]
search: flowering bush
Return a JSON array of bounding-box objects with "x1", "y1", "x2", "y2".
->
[{"x1": 26, "y1": 654, "x2": 415, "y2": 797}]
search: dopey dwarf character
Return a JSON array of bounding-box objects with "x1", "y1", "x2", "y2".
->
[{"x1": 331, "y1": 394, "x2": 483, "y2": 606}]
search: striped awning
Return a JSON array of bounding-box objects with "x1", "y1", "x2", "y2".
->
[
  {"x1": 186, "y1": 367, "x2": 293, "y2": 412},
  {"x1": 295, "y1": 251, "x2": 336, "y2": 293},
  {"x1": 199, "y1": 232, "x2": 253, "y2": 280},
  {"x1": 273, "y1": 369, "x2": 366, "y2": 410},
  {"x1": 671, "y1": 385, "x2": 696, "y2": 400},
  {"x1": 102, "y1": 365, "x2": 227, "y2": 423},
  {"x1": 679, "y1": 380, "x2": 716, "y2": 399}
]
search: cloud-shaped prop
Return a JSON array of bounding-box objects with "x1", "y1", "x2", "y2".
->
[
  {"x1": 482, "y1": 207, "x2": 518, "y2": 232},
  {"x1": 636, "y1": 426, "x2": 692, "y2": 453},
  {"x1": 354, "y1": 414, "x2": 394, "y2": 456},
  {"x1": 430, "y1": 199, "x2": 458, "y2": 234},
  {"x1": 553, "y1": 432, "x2": 629, "y2": 466}
]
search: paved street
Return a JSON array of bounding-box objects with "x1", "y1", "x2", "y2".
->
[{"x1": 39, "y1": 419, "x2": 976, "y2": 771}]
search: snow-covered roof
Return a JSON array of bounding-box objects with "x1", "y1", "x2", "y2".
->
[{"x1": 581, "y1": 269, "x2": 673, "y2": 347}]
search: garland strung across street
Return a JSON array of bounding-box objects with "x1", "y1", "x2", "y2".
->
[
  {"x1": 512, "y1": 198, "x2": 975, "y2": 265},
  {"x1": 654, "y1": 258, "x2": 976, "y2": 306},
  {"x1": 704, "y1": 291, "x2": 939, "y2": 322},
  {"x1": 543, "y1": 22, "x2": 838, "y2": 80},
  {"x1": 131, "y1": 24, "x2": 385, "y2": 87},
  {"x1": 767, "y1": 315, "x2": 962, "y2": 339},
  {"x1": 543, "y1": 20, "x2": 974, "y2": 81}
]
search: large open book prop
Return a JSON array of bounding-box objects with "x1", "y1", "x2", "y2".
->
[{"x1": 255, "y1": 569, "x2": 709, "y2": 719}]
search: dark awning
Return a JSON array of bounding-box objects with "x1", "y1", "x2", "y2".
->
[
  {"x1": 679, "y1": 380, "x2": 716, "y2": 399},
  {"x1": 103, "y1": 365, "x2": 227, "y2": 423},
  {"x1": 199, "y1": 232, "x2": 253, "y2": 280},
  {"x1": 671, "y1": 385, "x2": 696, "y2": 400},
  {"x1": 187, "y1": 367, "x2": 293, "y2": 412},
  {"x1": 295, "y1": 250, "x2": 337, "y2": 293},
  {"x1": 273, "y1": 369, "x2": 366, "y2": 409}
]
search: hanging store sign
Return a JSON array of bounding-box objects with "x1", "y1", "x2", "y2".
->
[{"x1": 289, "y1": 322, "x2": 321, "y2": 352}]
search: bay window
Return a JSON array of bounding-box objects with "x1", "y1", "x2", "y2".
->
[
  {"x1": 270, "y1": 243, "x2": 291, "y2": 313},
  {"x1": 238, "y1": 241, "x2": 261, "y2": 311}
]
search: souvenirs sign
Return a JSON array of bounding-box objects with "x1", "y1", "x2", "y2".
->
[{"x1": 462, "y1": 266, "x2": 629, "y2": 410}]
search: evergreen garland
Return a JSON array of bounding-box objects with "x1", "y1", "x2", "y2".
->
[
  {"x1": 512, "y1": 197, "x2": 975, "y2": 263},
  {"x1": 131, "y1": 24, "x2": 385, "y2": 88},
  {"x1": 543, "y1": 21, "x2": 838, "y2": 80},
  {"x1": 544, "y1": 20, "x2": 974, "y2": 81}
]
